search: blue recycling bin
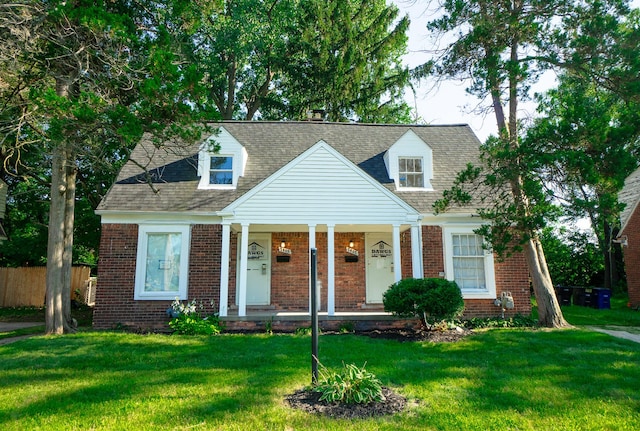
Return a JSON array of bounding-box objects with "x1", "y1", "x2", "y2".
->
[{"x1": 591, "y1": 288, "x2": 611, "y2": 309}]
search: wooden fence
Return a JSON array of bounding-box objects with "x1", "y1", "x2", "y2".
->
[{"x1": 0, "y1": 266, "x2": 92, "y2": 307}]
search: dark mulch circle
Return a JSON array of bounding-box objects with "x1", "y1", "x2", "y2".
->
[{"x1": 286, "y1": 386, "x2": 407, "y2": 419}]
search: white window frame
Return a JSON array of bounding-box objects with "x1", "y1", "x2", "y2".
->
[
  {"x1": 134, "y1": 224, "x2": 190, "y2": 300},
  {"x1": 443, "y1": 227, "x2": 496, "y2": 299},
  {"x1": 209, "y1": 155, "x2": 234, "y2": 186},
  {"x1": 398, "y1": 157, "x2": 424, "y2": 188}
]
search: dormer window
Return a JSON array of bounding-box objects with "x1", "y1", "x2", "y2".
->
[
  {"x1": 383, "y1": 130, "x2": 433, "y2": 191},
  {"x1": 197, "y1": 127, "x2": 248, "y2": 190},
  {"x1": 210, "y1": 156, "x2": 233, "y2": 185},
  {"x1": 398, "y1": 157, "x2": 424, "y2": 188}
]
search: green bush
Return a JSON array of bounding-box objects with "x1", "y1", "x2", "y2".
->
[
  {"x1": 168, "y1": 298, "x2": 223, "y2": 335},
  {"x1": 383, "y1": 278, "x2": 464, "y2": 325},
  {"x1": 315, "y1": 362, "x2": 384, "y2": 404}
]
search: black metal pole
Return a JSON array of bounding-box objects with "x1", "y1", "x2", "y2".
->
[{"x1": 310, "y1": 247, "x2": 319, "y2": 385}]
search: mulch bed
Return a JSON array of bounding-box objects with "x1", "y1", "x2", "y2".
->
[
  {"x1": 286, "y1": 327, "x2": 471, "y2": 418},
  {"x1": 286, "y1": 386, "x2": 408, "y2": 419}
]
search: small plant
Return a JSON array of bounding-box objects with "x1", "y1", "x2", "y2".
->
[
  {"x1": 167, "y1": 298, "x2": 223, "y2": 335},
  {"x1": 315, "y1": 362, "x2": 385, "y2": 405},
  {"x1": 338, "y1": 321, "x2": 355, "y2": 333},
  {"x1": 383, "y1": 278, "x2": 464, "y2": 328},
  {"x1": 294, "y1": 326, "x2": 313, "y2": 336},
  {"x1": 265, "y1": 317, "x2": 273, "y2": 335}
]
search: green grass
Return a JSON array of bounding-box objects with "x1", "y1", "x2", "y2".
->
[
  {"x1": 0, "y1": 325, "x2": 45, "y2": 340},
  {"x1": 1, "y1": 329, "x2": 639, "y2": 430},
  {"x1": 555, "y1": 295, "x2": 640, "y2": 327}
]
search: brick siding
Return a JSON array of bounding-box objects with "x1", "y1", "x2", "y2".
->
[
  {"x1": 623, "y1": 209, "x2": 640, "y2": 308},
  {"x1": 95, "y1": 223, "x2": 531, "y2": 330}
]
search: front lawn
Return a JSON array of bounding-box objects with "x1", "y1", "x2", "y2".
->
[{"x1": 1, "y1": 329, "x2": 639, "y2": 430}]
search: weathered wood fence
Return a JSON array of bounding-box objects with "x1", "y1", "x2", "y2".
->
[{"x1": 0, "y1": 266, "x2": 92, "y2": 307}]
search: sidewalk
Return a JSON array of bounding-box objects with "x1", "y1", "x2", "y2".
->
[
  {"x1": 0, "y1": 322, "x2": 44, "y2": 346},
  {"x1": 587, "y1": 326, "x2": 640, "y2": 343}
]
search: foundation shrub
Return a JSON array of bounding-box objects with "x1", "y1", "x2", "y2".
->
[{"x1": 383, "y1": 278, "x2": 464, "y2": 326}]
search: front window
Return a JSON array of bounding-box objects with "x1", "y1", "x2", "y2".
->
[
  {"x1": 398, "y1": 157, "x2": 423, "y2": 188},
  {"x1": 452, "y1": 234, "x2": 486, "y2": 290},
  {"x1": 135, "y1": 225, "x2": 190, "y2": 300},
  {"x1": 210, "y1": 156, "x2": 233, "y2": 185}
]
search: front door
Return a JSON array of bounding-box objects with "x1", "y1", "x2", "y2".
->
[
  {"x1": 238, "y1": 234, "x2": 271, "y2": 305},
  {"x1": 365, "y1": 233, "x2": 395, "y2": 304}
]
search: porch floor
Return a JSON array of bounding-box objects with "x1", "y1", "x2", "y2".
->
[{"x1": 221, "y1": 310, "x2": 397, "y2": 322}]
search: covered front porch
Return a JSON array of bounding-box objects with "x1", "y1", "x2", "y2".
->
[{"x1": 217, "y1": 223, "x2": 424, "y2": 318}]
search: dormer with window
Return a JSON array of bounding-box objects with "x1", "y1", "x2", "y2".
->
[
  {"x1": 197, "y1": 127, "x2": 248, "y2": 189},
  {"x1": 384, "y1": 130, "x2": 433, "y2": 191}
]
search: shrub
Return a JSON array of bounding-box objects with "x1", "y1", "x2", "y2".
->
[
  {"x1": 315, "y1": 362, "x2": 385, "y2": 404},
  {"x1": 383, "y1": 278, "x2": 464, "y2": 326},
  {"x1": 167, "y1": 298, "x2": 223, "y2": 335}
]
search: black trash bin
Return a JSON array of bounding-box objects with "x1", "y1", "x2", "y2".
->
[
  {"x1": 555, "y1": 286, "x2": 573, "y2": 306},
  {"x1": 591, "y1": 288, "x2": 611, "y2": 309},
  {"x1": 573, "y1": 287, "x2": 595, "y2": 307}
]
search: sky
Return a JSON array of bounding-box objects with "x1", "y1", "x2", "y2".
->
[{"x1": 395, "y1": 0, "x2": 639, "y2": 141}]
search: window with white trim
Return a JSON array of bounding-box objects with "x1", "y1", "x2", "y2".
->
[
  {"x1": 452, "y1": 234, "x2": 486, "y2": 289},
  {"x1": 443, "y1": 228, "x2": 496, "y2": 299},
  {"x1": 398, "y1": 157, "x2": 424, "y2": 188},
  {"x1": 135, "y1": 225, "x2": 190, "y2": 300},
  {"x1": 209, "y1": 156, "x2": 233, "y2": 185}
]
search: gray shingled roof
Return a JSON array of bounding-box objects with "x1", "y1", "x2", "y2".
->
[
  {"x1": 97, "y1": 121, "x2": 483, "y2": 215},
  {"x1": 620, "y1": 167, "x2": 640, "y2": 234}
]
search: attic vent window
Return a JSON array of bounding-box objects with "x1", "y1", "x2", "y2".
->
[
  {"x1": 210, "y1": 156, "x2": 233, "y2": 185},
  {"x1": 398, "y1": 157, "x2": 423, "y2": 188}
]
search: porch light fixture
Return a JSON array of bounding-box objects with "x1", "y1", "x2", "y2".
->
[
  {"x1": 349, "y1": 239, "x2": 354, "y2": 248},
  {"x1": 281, "y1": 239, "x2": 286, "y2": 249}
]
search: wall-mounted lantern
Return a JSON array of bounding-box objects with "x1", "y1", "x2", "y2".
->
[
  {"x1": 277, "y1": 239, "x2": 292, "y2": 262},
  {"x1": 345, "y1": 239, "x2": 359, "y2": 262}
]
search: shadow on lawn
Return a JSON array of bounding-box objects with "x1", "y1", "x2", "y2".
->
[{"x1": 1, "y1": 329, "x2": 639, "y2": 428}]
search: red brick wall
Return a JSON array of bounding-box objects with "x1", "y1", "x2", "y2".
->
[
  {"x1": 188, "y1": 225, "x2": 222, "y2": 315},
  {"x1": 94, "y1": 224, "x2": 223, "y2": 330},
  {"x1": 269, "y1": 232, "x2": 367, "y2": 311},
  {"x1": 400, "y1": 229, "x2": 413, "y2": 278},
  {"x1": 423, "y1": 226, "x2": 445, "y2": 278},
  {"x1": 95, "y1": 223, "x2": 532, "y2": 329},
  {"x1": 623, "y1": 208, "x2": 640, "y2": 307},
  {"x1": 270, "y1": 232, "x2": 311, "y2": 310}
]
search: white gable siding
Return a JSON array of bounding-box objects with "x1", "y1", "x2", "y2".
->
[{"x1": 227, "y1": 142, "x2": 418, "y2": 225}]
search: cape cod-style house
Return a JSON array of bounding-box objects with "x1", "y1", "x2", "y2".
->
[
  {"x1": 619, "y1": 167, "x2": 640, "y2": 309},
  {"x1": 93, "y1": 122, "x2": 531, "y2": 331}
]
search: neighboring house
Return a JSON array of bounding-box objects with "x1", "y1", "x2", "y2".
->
[
  {"x1": 94, "y1": 122, "x2": 531, "y2": 330},
  {"x1": 0, "y1": 179, "x2": 7, "y2": 242},
  {"x1": 619, "y1": 167, "x2": 640, "y2": 308}
]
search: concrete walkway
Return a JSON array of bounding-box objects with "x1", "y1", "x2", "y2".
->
[
  {"x1": 586, "y1": 326, "x2": 640, "y2": 343},
  {"x1": 0, "y1": 322, "x2": 44, "y2": 346}
]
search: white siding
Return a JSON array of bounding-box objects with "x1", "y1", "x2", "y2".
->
[{"x1": 227, "y1": 142, "x2": 418, "y2": 225}]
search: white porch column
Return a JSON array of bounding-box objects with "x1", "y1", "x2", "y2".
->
[
  {"x1": 238, "y1": 223, "x2": 249, "y2": 317},
  {"x1": 393, "y1": 224, "x2": 402, "y2": 283},
  {"x1": 308, "y1": 224, "x2": 316, "y2": 314},
  {"x1": 218, "y1": 221, "x2": 231, "y2": 317},
  {"x1": 411, "y1": 223, "x2": 423, "y2": 279},
  {"x1": 327, "y1": 224, "x2": 335, "y2": 316}
]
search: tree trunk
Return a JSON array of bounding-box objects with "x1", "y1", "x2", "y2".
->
[
  {"x1": 45, "y1": 144, "x2": 67, "y2": 335},
  {"x1": 45, "y1": 77, "x2": 77, "y2": 334},
  {"x1": 62, "y1": 149, "x2": 77, "y2": 332},
  {"x1": 524, "y1": 236, "x2": 570, "y2": 327}
]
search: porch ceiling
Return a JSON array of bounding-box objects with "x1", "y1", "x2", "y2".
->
[{"x1": 230, "y1": 223, "x2": 413, "y2": 233}]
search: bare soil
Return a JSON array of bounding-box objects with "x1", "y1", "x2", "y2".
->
[{"x1": 286, "y1": 327, "x2": 471, "y2": 418}]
